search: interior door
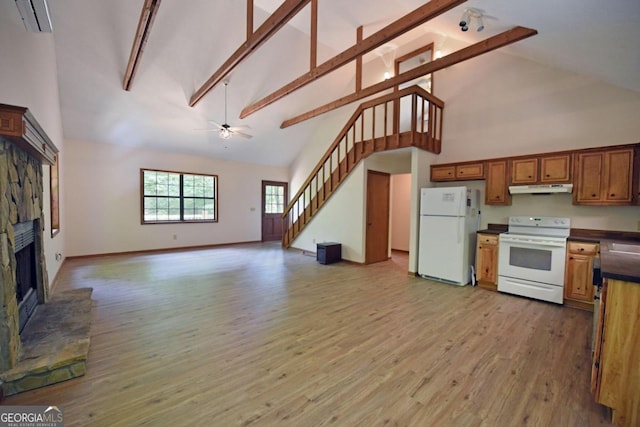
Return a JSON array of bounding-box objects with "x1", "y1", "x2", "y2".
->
[
  {"x1": 365, "y1": 171, "x2": 390, "y2": 264},
  {"x1": 262, "y1": 181, "x2": 288, "y2": 242}
]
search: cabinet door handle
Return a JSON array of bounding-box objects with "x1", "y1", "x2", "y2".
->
[
  {"x1": 610, "y1": 193, "x2": 615, "y2": 197},
  {"x1": 545, "y1": 174, "x2": 550, "y2": 177},
  {"x1": 579, "y1": 248, "x2": 584, "y2": 251},
  {"x1": 592, "y1": 194, "x2": 597, "y2": 197}
]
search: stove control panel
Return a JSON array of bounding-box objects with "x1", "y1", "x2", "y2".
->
[{"x1": 508, "y1": 216, "x2": 570, "y2": 229}]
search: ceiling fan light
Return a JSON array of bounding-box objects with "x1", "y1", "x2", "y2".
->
[
  {"x1": 476, "y1": 17, "x2": 485, "y2": 32},
  {"x1": 461, "y1": 25, "x2": 469, "y2": 32},
  {"x1": 219, "y1": 127, "x2": 231, "y2": 139}
]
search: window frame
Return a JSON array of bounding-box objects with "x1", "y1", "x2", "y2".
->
[
  {"x1": 50, "y1": 153, "x2": 60, "y2": 238},
  {"x1": 140, "y1": 168, "x2": 218, "y2": 224}
]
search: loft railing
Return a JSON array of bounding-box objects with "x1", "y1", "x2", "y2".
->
[{"x1": 282, "y1": 84, "x2": 444, "y2": 247}]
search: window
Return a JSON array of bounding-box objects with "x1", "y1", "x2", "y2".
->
[
  {"x1": 50, "y1": 154, "x2": 60, "y2": 237},
  {"x1": 141, "y1": 169, "x2": 217, "y2": 223},
  {"x1": 264, "y1": 183, "x2": 285, "y2": 214}
]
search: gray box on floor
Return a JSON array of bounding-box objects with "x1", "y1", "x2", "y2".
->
[{"x1": 317, "y1": 242, "x2": 341, "y2": 264}]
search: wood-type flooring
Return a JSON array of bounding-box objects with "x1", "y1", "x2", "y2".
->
[{"x1": 3, "y1": 243, "x2": 612, "y2": 426}]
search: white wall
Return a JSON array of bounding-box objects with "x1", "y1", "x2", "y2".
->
[
  {"x1": 431, "y1": 50, "x2": 640, "y2": 233},
  {"x1": 390, "y1": 174, "x2": 411, "y2": 251},
  {"x1": 0, "y1": 3, "x2": 65, "y2": 287},
  {"x1": 290, "y1": 150, "x2": 412, "y2": 263},
  {"x1": 291, "y1": 162, "x2": 367, "y2": 262},
  {"x1": 434, "y1": 50, "x2": 640, "y2": 163},
  {"x1": 64, "y1": 139, "x2": 288, "y2": 256}
]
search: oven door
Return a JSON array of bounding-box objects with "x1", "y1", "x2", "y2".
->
[{"x1": 498, "y1": 234, "x2": 567, "y2": 286}]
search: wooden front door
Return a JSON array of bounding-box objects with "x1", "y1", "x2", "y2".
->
[
  {"x1": 262, "y1": 181, "x2": 288, "y2": 242},
  {"x1": 365, "y1": 171, "x2": 390, "y2": 264}
]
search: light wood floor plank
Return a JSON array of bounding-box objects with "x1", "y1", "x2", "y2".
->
[{"x1": 3, "y1": 243, "x2": 611, "y2": 426}]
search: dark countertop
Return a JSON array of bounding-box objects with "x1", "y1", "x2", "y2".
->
[
  {"x1": 599, "y1": 239, "x2": 640, "y2": 284},
  {"x1": 478, "y1": 223, "x2": 508, "y2": 235},
  {"x1": 477, "y1": 229, "x2": 502, "y2": 235}
]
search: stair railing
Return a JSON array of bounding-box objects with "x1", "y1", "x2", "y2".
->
[{"x1": 282, "y1": 84, "x2": 444, "y2": 247}]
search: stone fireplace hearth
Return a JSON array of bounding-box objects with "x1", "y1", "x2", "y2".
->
[
  {"x1": 0, "y1": 103, "x2": 92, "y2": 396},
  {"x1": 0, "y1": 133, "x2": 49, "y2": 373}
]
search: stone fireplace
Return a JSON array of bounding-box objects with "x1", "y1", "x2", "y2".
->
[
  {"x1": 0, "y1": 104, "x2": 92, "y2": 396},
  {"x1": 0, "y1": 129, "x2": 50, "y2": 373}
]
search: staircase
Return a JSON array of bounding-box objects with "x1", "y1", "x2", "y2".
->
[{"x1": 282, "y1": 84, "x2": 444, "y2": 248}]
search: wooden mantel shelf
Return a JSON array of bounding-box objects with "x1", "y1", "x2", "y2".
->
[{"x1": 0, "y1": 103, "x2": 58, "y2": 164}]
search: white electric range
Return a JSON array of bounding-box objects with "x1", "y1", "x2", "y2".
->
[{"x1": 498, "y1": 216, "x2": 570, "y2": 304}]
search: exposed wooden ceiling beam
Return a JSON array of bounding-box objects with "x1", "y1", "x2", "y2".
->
[
  {"x1": 189, "y1": 0, "x2": 311, "y2": 107},
  {"x1": 122, "y1": 0, "x2": 162, "y2": 91},
  {"x1": 281, "y1": 26, "x2": 538, "y2": 128},
  {"x1": 310, "y1": 0, "x2": 318, "y2": 70},
  {"x1": 240, "y1": 0, "x2": 467, "y2": 119},
  {"x1": 247, "y1": 0, "x2": 254, "y2": 40}
]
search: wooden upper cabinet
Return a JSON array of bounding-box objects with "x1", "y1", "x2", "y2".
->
[
  {"x1": 455, "y1": 163, "x2": 484, "y2": 180},
  {"x1": 431, "y1": 165, "x2": 455, "y2": 181},
  {"x1": 574, "y1": 148, "x2": 635, "y2": 205},
  {"x1": 431, "y1": 163, "x2": 484, "y2": 182},
  {"x1": 485, "y1": 161, "x2": 511, "y2": 205},
  {"x1": 604, "y1": 149, "x2": 634, "y2": 202},
  {"x1": 510, "y1": 158, "x2": 538, "y2": 184},
  {"x1": 540, "y1": 154, "x2": 571, "y2": 183},
  {"x1": 510, "y1": 154, "x2": 571, "y2": 185}
]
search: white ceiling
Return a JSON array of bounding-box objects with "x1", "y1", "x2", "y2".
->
[{"x1": 6, "y1": 0, "x2": 640, "y2": 167}]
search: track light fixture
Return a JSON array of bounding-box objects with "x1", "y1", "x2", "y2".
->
[{"x1": 459, "y1": 8, "x2": 485, "y2": 32}]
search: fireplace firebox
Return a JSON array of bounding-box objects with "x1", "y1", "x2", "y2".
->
[{"x1": 14, "y1": 221, "x2": 39, "y2": 333}]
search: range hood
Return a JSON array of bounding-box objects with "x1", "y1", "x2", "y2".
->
[{"x1": 508, "y1": 184, "x2": 573, "y2": 194}]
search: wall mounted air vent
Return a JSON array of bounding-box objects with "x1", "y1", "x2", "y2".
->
[{"x1": 15, "y1": 0, "x2": 53, "y2": 33}]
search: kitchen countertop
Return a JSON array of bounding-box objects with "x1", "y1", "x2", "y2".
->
[
  {"x1": 477, "y1": 229, "x2": 502, "y2": 235},
  {"x1": 477, "y1": 223, "x2": 508, "y2": 235},
  {"x1": 599, "y1": 239, "x2": 640, "y2": 284}
]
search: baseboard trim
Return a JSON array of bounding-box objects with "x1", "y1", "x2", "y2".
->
[{"x1": 66, "y1": 240, "x2": 263, "y2": 260}]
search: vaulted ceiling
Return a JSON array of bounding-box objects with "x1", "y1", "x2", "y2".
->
[{"x1": 5, "y1": 0, "x2": 640, "y2": 167}]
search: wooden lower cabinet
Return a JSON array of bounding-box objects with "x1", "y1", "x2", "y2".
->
[
  {"x1": 476, "y1": 233, "x2": 499, "y2": 291},
  {"x1": 592, "y1": 278, "x2": 640, "y2": 426},
  {"x1": 564, "y1": 241, "x2": 599, "y2": 310}
]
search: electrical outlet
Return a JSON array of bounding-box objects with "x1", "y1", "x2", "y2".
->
[{"x1": 173, "y1": 234, "x2": 177, "y2": 240}]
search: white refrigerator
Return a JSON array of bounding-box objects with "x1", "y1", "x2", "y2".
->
[{"x1": 418, "y1": 186, "x2": 480, "y2": 286}]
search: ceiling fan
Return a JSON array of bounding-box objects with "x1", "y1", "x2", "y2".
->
[{"x1": 204, "y1": 82, "x2": 252, "y2": 140}]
